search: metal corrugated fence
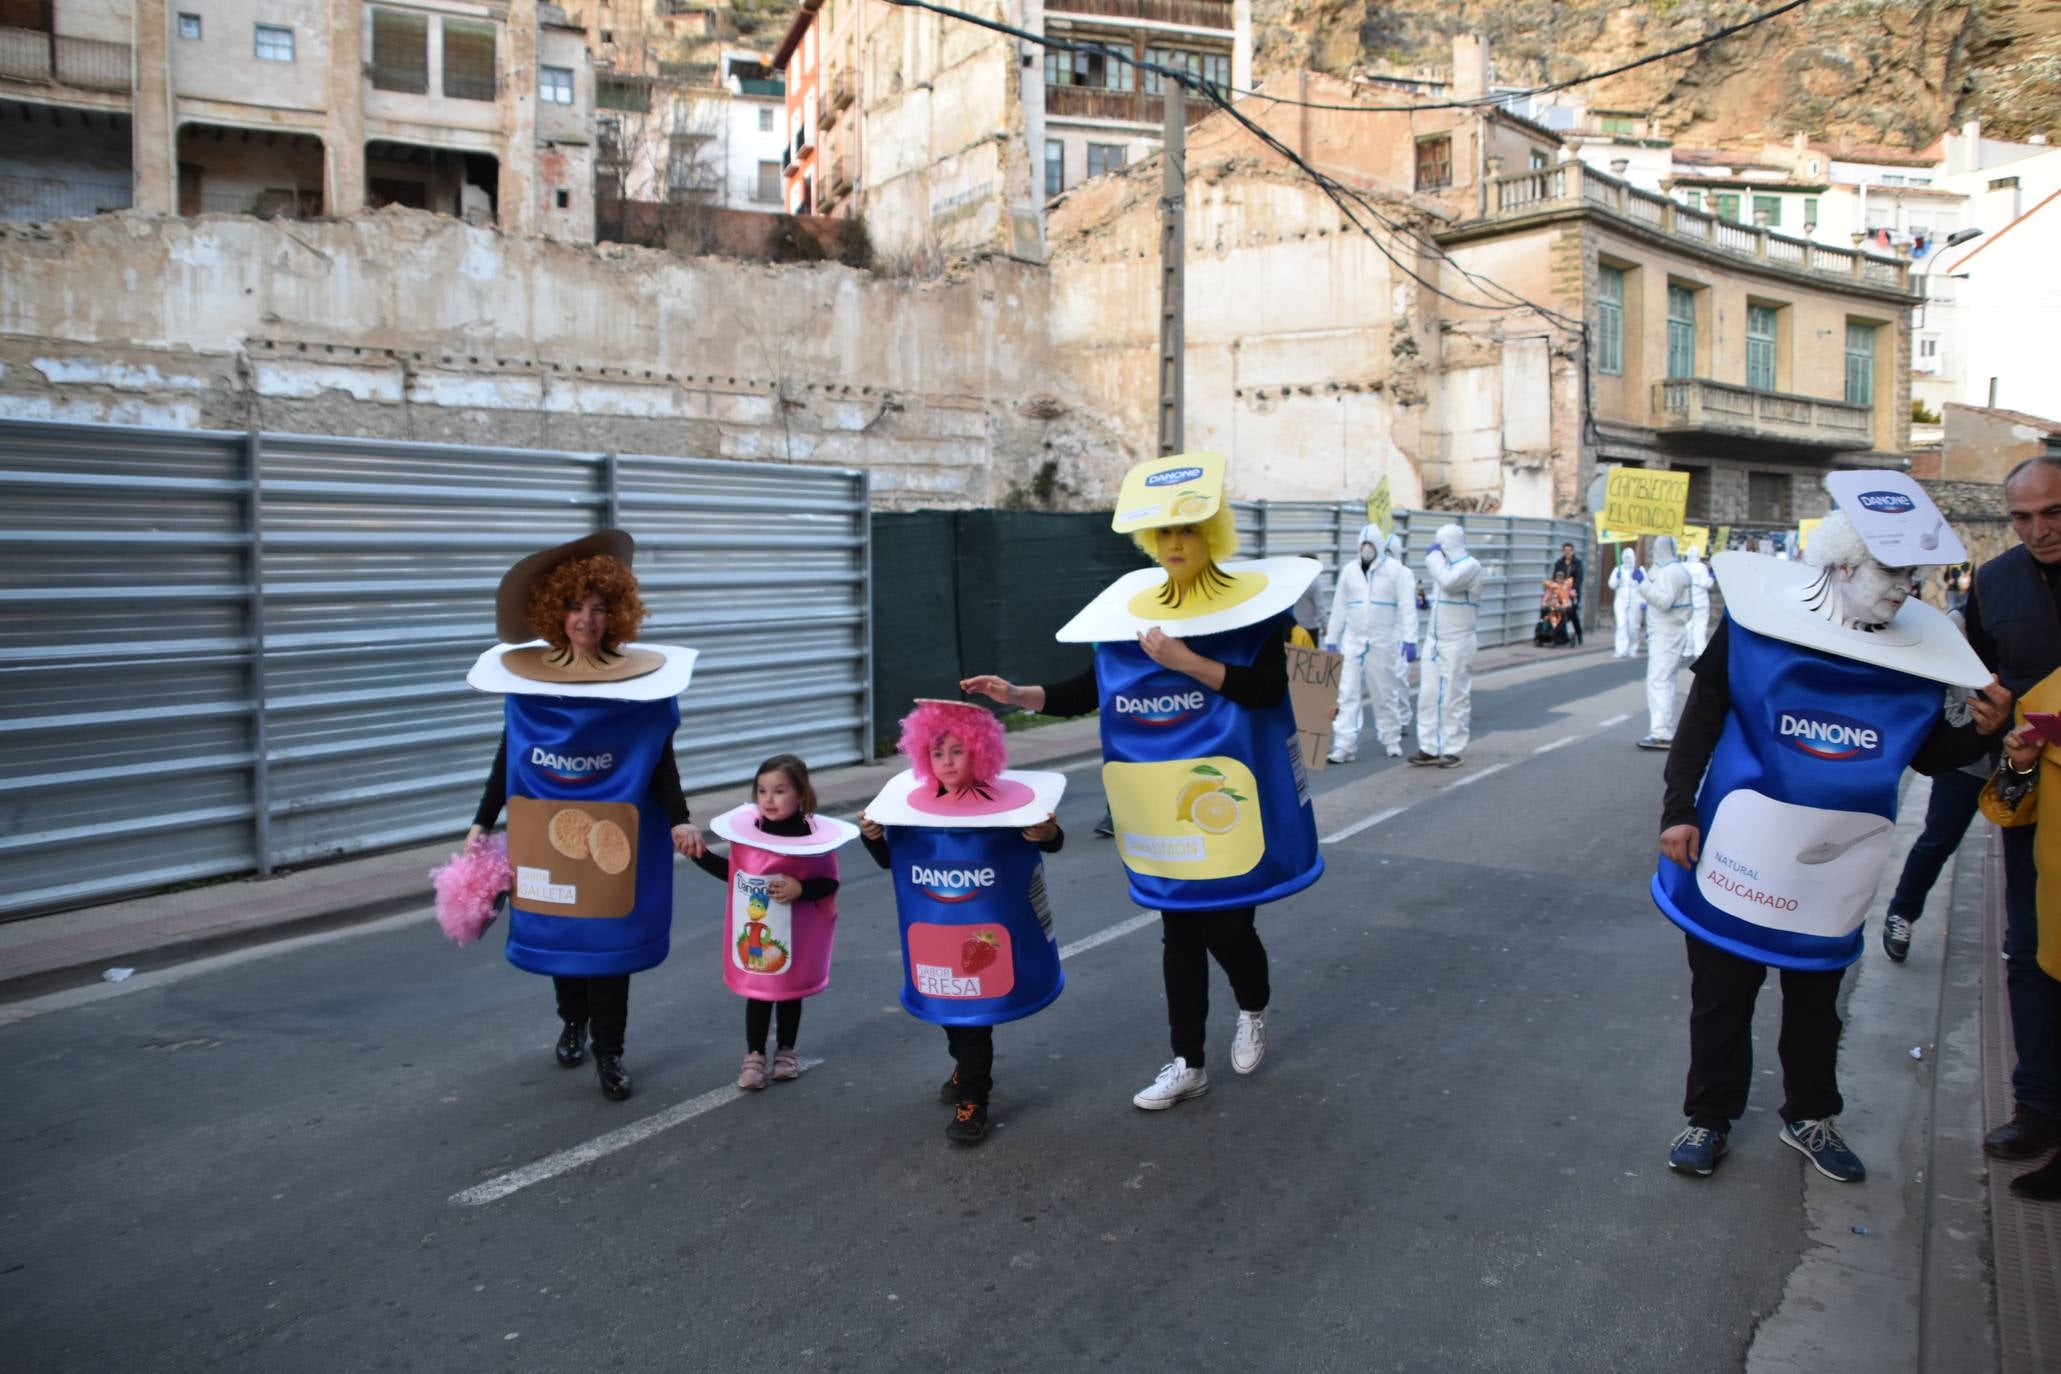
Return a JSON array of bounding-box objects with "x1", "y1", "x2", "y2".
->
[
  {"x1": 0, "y1": 418, "x2": 870, "y2": 919},
  {"x1": 1232, "y1": 502, "x2": 1592, "y2": 647}
]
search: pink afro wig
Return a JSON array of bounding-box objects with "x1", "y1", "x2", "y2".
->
[
  {"x1": 430, "y1": 833, "x2": 512, "y2": 945},
  {"x1": 897, "y1": 700, "x2": 1010, "y2": 788}
]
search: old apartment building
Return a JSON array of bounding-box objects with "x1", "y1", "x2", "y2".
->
[{"x1": 0, "y1": 0, "x2": 596, "y2": 240}]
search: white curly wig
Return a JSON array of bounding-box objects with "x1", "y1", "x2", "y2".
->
[{"x1": 1803, "y1": 510, "x2": 1871, "y2": 570}]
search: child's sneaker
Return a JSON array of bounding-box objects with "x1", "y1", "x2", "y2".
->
[
  {"x1": 1781, "y1": 1117, "x2": 1866, "y2": 1182},
  {"x1": 771, "y1": 1048, "x2": 800, "y2": 1081},
  {"x1": 1667, "y1": 1124, "x2": 1727, "y2": 1175},
  {"x1": 737, "y1": 1051, "x2": 767, "y2": 1091},
  {"x1": 939, "y1": 1069, "x2": 960, "y2": 1104},
  {"x1": 946, "y1": 1101, "x2": 988, "y2": 1144},
  {"x1": 1231, "y1": 1010, "x2": 1267, "y2": 1074},
  {"x1": 1133, "y1": 1058, "x2": 1209, "y2": 1110}
]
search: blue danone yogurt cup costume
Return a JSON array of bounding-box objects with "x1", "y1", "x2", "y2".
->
[
  {"x1": 1651, "y1": 473, "x2": 1988, "y2": 972},
  {"x1": 1055, "y1": 452, "x2": 1323, "y2": 911},
  {"x1": 466, "y1": 533, "x2": 698, "y2": 978}
]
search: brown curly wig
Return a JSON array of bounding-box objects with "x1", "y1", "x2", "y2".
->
[{"x1": 526, "y1": 554, "x2": 647, "y2": 653}]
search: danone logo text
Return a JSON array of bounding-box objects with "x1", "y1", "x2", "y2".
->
[
  {"x1": 909, "y1": 863, "x2": 997, "y2": 903},
  {"x1": 1114, "y1": 689, "x2": 1208, "y2": 726},
  {"x1": 1856, "y1": 491, "x2": 1916, "y2": 514},
  {"x1": 530, "y1": 746, "x2": 616, "y2": 783},
  {"x1": 1146, "y1": 466, "x2": 1204, "y2": 487},
  {"x1": 1776, "y1": 710, "x2": 1883, "y2": 761}
]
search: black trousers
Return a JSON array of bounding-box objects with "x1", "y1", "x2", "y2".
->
[
  {"x1": 1163, "y1": 907, "x2": 1270, "y2": 1068},
  {"x1": 553, "y1": 975, "x2": 631, "y2": 1057},
  {"x1": 746, "y1": 998, "x2": 804, "y2": 1054},
  {"x1": 1683, "y1": 935, "x2": 1843, "y2": 1129},
  {"x1": 944, "y1": 1024, "x2": 994, "y2": 1105}
]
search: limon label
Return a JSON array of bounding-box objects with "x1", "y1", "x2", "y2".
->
[{"x1": 1103, "y1": 755, "x2": 1265, "y2": 879}]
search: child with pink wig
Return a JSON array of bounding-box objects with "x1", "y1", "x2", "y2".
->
[{"x1": 859, "y1": 699, "x2": 1064, "y2": 1145}]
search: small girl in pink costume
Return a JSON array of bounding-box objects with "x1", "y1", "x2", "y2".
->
[{"x1": 692, "y1": 754, "x2": 858, "y2": 1089}]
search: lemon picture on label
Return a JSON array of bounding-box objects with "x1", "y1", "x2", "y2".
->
[
  {"x1": 1174, "y1": 763, "x2": 1246, "y2": 835},
  {"x1": 1170, "y1": 490, "x2": 1210, "y2": 518},
  {"x1": 1190, "y1": 790, "x2": 1242, "y2": 834}
]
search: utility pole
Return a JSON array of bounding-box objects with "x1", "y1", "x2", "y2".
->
[{"x1": 1157, "y1": 78, "x2": 1186, "y2": 455}]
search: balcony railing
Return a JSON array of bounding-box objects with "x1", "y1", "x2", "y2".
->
[
  {"x1": 0, "y1": 27, "x2": 132, "y2": 94},
  {"x1": 829, "y1": 155, "x2": 852, "y2": 196},
  {"x1": 0, "y1": 172, "x2": 132, "y2": 222},
  {"x1": 1043, "y1": 0, "x2": 1236, "y2": 31},
  {"x1": 830, "y1": 68, "x2": 855, "y2": 111},
  {"x1": 1045, "y1": 82, "x2": 1214, "y2": 126},
  {"x1": 1652, "y1": 379, "x2": 1875, "y2": 451},
  {"x1": 1480, "y1": 160, "x2": 1911, "y2": 292},
  {"x1": 198, "y1": 189, "x2": 317, "y2": 220}
]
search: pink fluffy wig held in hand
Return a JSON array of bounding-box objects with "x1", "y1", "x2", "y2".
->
[
  {"x1": 897, "y1": 699, "x2": 1010, "y2": 789},
  {"x1": 431, "y1": 833, "x2": 513, "y2": 944}
]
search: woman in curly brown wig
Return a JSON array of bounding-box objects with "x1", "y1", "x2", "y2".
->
[{"x1": 525, "y1": 554, "x2": 649, "y2": 670}]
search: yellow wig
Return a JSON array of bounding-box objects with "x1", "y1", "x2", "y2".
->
[{"x1": 1128, "y1": 505, "x2": 1241, "y2": 566}]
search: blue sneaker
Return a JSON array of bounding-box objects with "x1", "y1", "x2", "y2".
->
[
  {"x1": 1668, "y1": 1124, "x2": 1728, "y2": 1175},
  {"x1": 1781, "y1": 1117, "x2": 1866, "y2": 1182}
]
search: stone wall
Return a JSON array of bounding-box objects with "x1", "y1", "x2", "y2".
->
[{"x1": 0, "y1": 208, "x2": 1130, "y2": 509}]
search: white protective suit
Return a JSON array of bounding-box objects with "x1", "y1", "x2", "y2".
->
[
  {"x1": 1386, "y1": 532, "x2": 1417, "y2": 736},
  {"x1": 1326, "y1": 523, "x2": 1420, "y2": 758},
  {"x1": 1415, "y1": 523, "x2": 1484, "y2": 759},
  {"x1": 1634, "y1": 534, "x2": 1694, "y2": 744},
  {"x1": 1608, "y1": 548, "x2": 1645, "y2": 659},
  {"x1": 1682, "y1": 548, "x2": 1715, "y2": 658}
]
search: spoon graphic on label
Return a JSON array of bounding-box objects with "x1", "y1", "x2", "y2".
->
[
  {"x1": 1795, "y1": 821, "x2": 1893, "y2": 866},
  {"x1": 1918, "y1": 517, "x2": 1942, "y2": 551}
]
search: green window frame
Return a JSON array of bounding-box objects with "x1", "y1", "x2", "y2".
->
[
  {"x1": 1666, "y1": 284, "x2": 1696, "y2": 380},
  {"x1": 1752, "y1": 194, "x2": 1781, "y2": 226},
  {"x1": 1844, "y1": 323, "x2": 1876, "y2": 406},
  {"x1": 1803, "y1": 197, "x2": 1819, "y2": 228},
  {"x1": 1596, "y1": 265, "x2": 1624, "y2": 377},
  {"x1": 1714, "y1": 192, "x2": 1742, "y2": 222},
  {"x1": 1747, "y1": 304, "x2": 1778, "y2": 392}
]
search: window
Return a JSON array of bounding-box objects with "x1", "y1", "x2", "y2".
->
[
  {"x1": 804, "y1": 26, "x2": 814, "y2": 70},
  {"x1": 1049, "y1": 48, "x2": 1135, "y2": 91},
  {"x1": 1748, "y1": 472, "x2": 1791, "y2": 524},
  {"x1": 759, "y1": 107, "x2": 774, "y2": 132},
  {"x1": 1713, "y1": 192, "x2": 1741, "y2": 222},
  {"x1": 1414, "y1": 136, "x2": 1452, "y2": 191},
  {"x1": 443, "y1": 19, "x2": 496, "y2": 101},
  {"x1": 1666, "y1": 284, "x2": 1696, "y2": 380},
  {"x1": 598, "y1": 76, "x2": 649, "y2": 112},
  {"x1": 254, "y1": 24, "x2": 294, "y2": 62},
  {"x1": 177, "y1": 13, "x2": 201, "y2": 39},
  {"x1": 755, "y1": 160, "x2": 780, "y2": 202},
  {"x1": 539, "y1": 65, "x2": 573, "y2": 105},
  {"x1": 1680, "y1": 190, "x2": 1702, "y2": 212},
  {"x1": 1530, "y1": 150, "x2": 1549, "y2": 170},
  {"x1": 1087, "y1": 143, "x2": 1125, "y2": 179},
  {"x1": 1881, "y1": 173, "x2": 1906, "y2": 186},
  {"x1": 1803, "y1": 196, "x2": 1819, "y2": 228},
  {"x1": 1990, "y1": 175, "x2": 2020, "y2": 191},
  {"x1": 1919, "y1": 337, "x2": 1938, "y2": 359},
  {"x1": 1844, "y1": 323, "x2": 1876, "y2": 406},
  {"x1": 555, "y1": 188, "x2": 570, "y2": 208},
  {"x1": 1596, "y1": 265, "x2": 1624, "y2": 377},
  {"x1": 371, "y1": 10, "x2": 429, "y2": 93},
  {"x1": 1045, "y1": 138, "x2": 1064, "y2": 200},
  {"x1": 1600, "y1": 115, "x2": 1636, "y2": 135},
  {"x1": 1143, "y1": 48, "x2": 1229, "y2": 95},
  {"x1": 1746, "y1": 304, "x2": 1778, "y2": 392},
  {"x1": 1752, "y1": 194, "x2": 1781, "y2": 226}
]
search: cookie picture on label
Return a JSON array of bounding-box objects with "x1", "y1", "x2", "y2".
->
[
  {"x1": 548, "y1": 807, "x2": 594, "y2": 859},
  {"x1": 587, "y1": 818, "x2": 632, "y2": 875}
]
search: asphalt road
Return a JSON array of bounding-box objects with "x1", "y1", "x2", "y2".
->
[{"x1": 3, "y1": 651, "x2": 1829, "y2": 1372}]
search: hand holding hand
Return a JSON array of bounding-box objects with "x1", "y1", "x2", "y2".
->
[
  {"x1": 1660, "y1": 823, "x2": 1701, "y2": 869},
  {"x1": 1020, "y1": 814, "x2": 1057, "y2": 844},
  {"x1": 672, "y1": 823, "x2": 706, "y2": 859},
  {"x1": 2004, "y1": 729, "x2": 2043, "y2": 773},
  {"x1": 858, "y1": 812, "x2": 884, "y2": 841},
  {"x1": 960, "y1": 674, "x2": 1018, "y2": 707},
  {"x1": 1970, "y1": 677, "x2": 2015, "y2": 736},
  {"x1": 766, "y1": 874, "x2": 802, "y2": 903}
]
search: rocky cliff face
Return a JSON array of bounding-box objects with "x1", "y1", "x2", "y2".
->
[{"x1": 1252, "y1": 0, "x2": 2061, "y2": 148}]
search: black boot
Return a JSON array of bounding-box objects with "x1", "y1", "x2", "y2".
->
[
  {"x1": 555, "y1": 1020, "x2": 587, "y2": 1068},
  {"x1": 945, "y1": 1100, "x2": 989, "y2": 1145},
  {"x1": 595, "y1": 1053, "x2": 632, "y2": 1101},
  {"x1": 1985, "y1": 1105, "x2": 2061, "y2": 1160},
  {"x1": 2010, "y1": 1150, "x2": 2061, "y2": 1200},
  {"x1": 939, "y1": 1069, "x2": 960, "y2": 1104}
]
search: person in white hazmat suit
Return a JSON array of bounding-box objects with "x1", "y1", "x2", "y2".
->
[
  {"x1": 1408, "y1": 523, "x2": 1483, "y2": 768},
  {"x1": 1325, "y1": 523, "x2": 1420, "y2": 761},
  {"x1": 1635, "y1": 534, "x2": 1695, "y2": 750},
  {"x1": 1683, "y1": 546, "x2": 1715, "y2": 658},
  {"x1": 1386, "y1": 532, "x2": 1417, "y2": 739},
  {"x1": 1609, "y1": 547, "x2": 1645, "y2": 659}
]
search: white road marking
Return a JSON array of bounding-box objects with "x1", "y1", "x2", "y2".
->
[
  {"x1": 1321, "y1": 806, "x2": 1409, "y2": 845},
  {"x1": 1597, "y1": 713, "x2": 1632, "y2": 730},
  {"x1": 1444, "y1": 761, "x2": 1511, "y2": 791},
  {"x1": 1533, "y1": 735, "x2": 1578, "y2": 754},
  {"x1": 1058, "y1": 911, "x2": 1159, "y2": 959},
  {"x1": 449, "y1": 1058, "x2": 827, "y2": 1207}
]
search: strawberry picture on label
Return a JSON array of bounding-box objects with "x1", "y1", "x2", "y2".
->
[{"x1": 960, "y1": 930, "x2": 1000, "y2": 975}]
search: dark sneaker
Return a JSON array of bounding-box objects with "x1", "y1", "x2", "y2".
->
[
  {"x1": 1093, "y1": 809, "x2": 1114, "y2": 838},
  {"x1": 555, "y1": 1020, "x2": 587, "y2": 1068},
  {"x1": 1882, "y1": 912, "x2": 1915, "y2": 963},
  {"x1": 945, "y1": 1100, "x2": 989, "y2": 1145},
  {"x1": 1985, "y1": 1105, "x2": 2061, "y2": 1160},
  {"x1": 1438, "y1": 754, "x2": 1463, "y2": 769},
  {"x1": 939, "y1": 1069, "x2": 960, "y2": 1104},
  {"x1": 2009, "y1": 1150, "x2": 2061, "y2": 1201},
  {"x1": 1782, "y1": 1117, "x2": 1865, "y2": 1182},
  {"x1": 595, "y1": 1053, "x2": 633, "y2": 1102},
  {"x1": 1668, "y1": 1125, "x2": 1728, "y2": 1176},
  {"x1": 1406, "y1": 751, "x2": 1440, "y2": 767}
]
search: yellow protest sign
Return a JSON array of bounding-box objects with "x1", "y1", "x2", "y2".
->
[
  {"x1": 1714, "y1": 524, "x2": 1732, "y2": 553},
  {"x1": 1678, "y1": 525, "x2": 1710, "y2": 558},
  {"x1": 1797, "y1": 517, "x2": 1823, "y2": 553},
  {"x1": 1602, "y1": 466, "x2": 1691, "y2": 538},
  {"x1": 1594, "y1": 510, "x2": 1629, "y2": 543},
  {"x1": 1365, "y1": 477, "x2": 1392, "y2": 537}
]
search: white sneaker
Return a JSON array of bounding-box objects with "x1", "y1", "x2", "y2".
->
[
  {"x1": 1327, "y1": 746, "x2": 1356, "y2": 764},
  {"x1": 1384, "y1": 743, "x2": 1403, "y2": 758},
  {"x1": 1232, "y1": 1009, "x2": 1267, "y2": 1074},
  {"x1": 1132, "y1": 1057, "x2": 1209, "y2": 1110}
]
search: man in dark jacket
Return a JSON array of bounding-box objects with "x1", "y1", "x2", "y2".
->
[{"x1": 1965, "y1": 456, "x2": 2061, "y2": 1167}]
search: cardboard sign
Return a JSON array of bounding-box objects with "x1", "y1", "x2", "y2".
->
[
  {"x1": 1594, "y1": 510, "x2": 1629, "y2": 544},
  {"x1": 1714, "y1": 524, "x2": 1732, "y2": 553},
  {"x1": 1286, "y1": 644, "x2": 1343, "y2": 772},
  {"x1": 1365, "y1": 477, "x2": 1392, "y2": 537},
  {"x1": 1823, "y1": 469, "x2": 1967, "y2": 566},
  {"x1": 1796, "y1": 517, "x2": 1823, "y2": 554},
  {"x1": 1678, "y1": 524, "x2": 1710, "y2": 558},
  {"x1": 1602, "y1": 466, "x2": 1691, "y2": 538}
]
